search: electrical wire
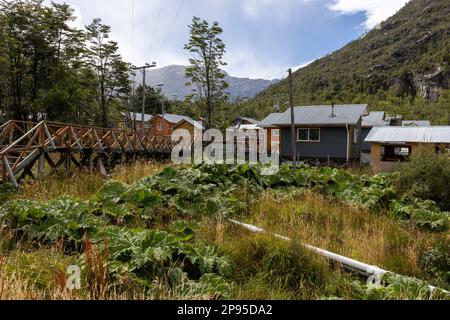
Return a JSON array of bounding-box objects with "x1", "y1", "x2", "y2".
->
[
  {"x1": 157, "y1": 0, "x2": 186, "y2": 56},
  {"x1": 146, "y1": 0, "x2": 164, "y2": 61}
]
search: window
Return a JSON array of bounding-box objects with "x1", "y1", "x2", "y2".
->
[
  {"x1": 381, "y1": 145, "x2": 411, "y2": 162},
  {"x1": 272, "y1": 129, "x2": 280, "y2": 137},
  {"x1": 156, "y1": 124, "x2": 163, "y2": 131},
  {"x1": 297, "y1": 128, "x2": 320, "y2": 142}
]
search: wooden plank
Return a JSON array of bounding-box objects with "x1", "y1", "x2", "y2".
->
[
  {"x1": 3, "y1": 156, "x2": 18, "y2": 188},
  {"x1": 38, "y1": 152, "x2": 45, "y2": 179},
  {"x1": 97, "y1": 157, "x2": 107, "y2": 176}
]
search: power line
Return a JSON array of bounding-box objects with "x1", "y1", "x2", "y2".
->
[
  {"x1": 131, "y1": 0, "x2": 135, "y2": 61},
  {"x1": 146, "y1": 0, "x2": 164, "y2": 61},
  {"x1": 157, "y1": 0, "x2": 186, "y2": 56}
]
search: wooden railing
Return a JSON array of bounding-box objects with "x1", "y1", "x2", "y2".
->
[{"x1": 0, "y1": 120, "x2": 176, "y2": 187}]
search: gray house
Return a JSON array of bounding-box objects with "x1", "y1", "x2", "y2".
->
[{"x1": 272, "y1": 104, "x2": 369, "y2": 162}]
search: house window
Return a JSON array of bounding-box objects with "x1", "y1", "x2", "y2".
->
[
  {"x1": 381, "y1": 145, "x2": 411, "y2": 162},
  {"x1": 272, "y1": 129, "x2": 280, "y2": 137},
  {"x1": 297, "y1": 128, "x2": 320, "y2": 142},
  {"x1": 353, "y1": 128, "x2": 359, "y2": 144},
  {"x1": 156, "y1": 124, "x2": 163, "y2": 131}
]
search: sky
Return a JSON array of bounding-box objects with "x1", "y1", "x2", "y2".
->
[{"x1": 47, "y1": 0, "x2": 410, "y2": 79}]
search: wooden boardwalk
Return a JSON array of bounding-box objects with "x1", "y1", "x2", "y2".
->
[{"x1": 0, "y1": 120, "x2": 176, "y2": 187}]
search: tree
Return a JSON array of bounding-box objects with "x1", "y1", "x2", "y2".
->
[
  {"x1": 86, "y1": 18, "x2": 130, "y2": 127},
  {"x1": 184, "y1": 16, "x2": 228, "y2": 128},
  {"x1": 0, "y1": 0, "x2": 91, "y2": 122},
  {"x1": 130, "y1": 85, "x2": 167, "y2": 115}
]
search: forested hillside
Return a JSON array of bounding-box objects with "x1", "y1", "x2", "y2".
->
[{"x1": 243, "y1": 0, "x2": 450, "y2": 124}]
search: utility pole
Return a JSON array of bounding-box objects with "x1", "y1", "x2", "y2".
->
[
  {"x1": 132, "y1": 62, "x2": 156, "y2": 132},
  {"x1": 288, "y1": 68, "x2": 296, "y2": 169}
]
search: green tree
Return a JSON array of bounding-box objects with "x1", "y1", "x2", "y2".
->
[
  {"x1": 86, "y1": 18, "x2": 130, "y2": 127},
  {"x1": 130, "y1": 85, "x2": 167, "y2": 115},
  {"x1": 184, "y1": 16, "x2": 228, "y2": 128},
  {"x1": 0, "y1": 0, "x2": 91, "y2": 122}
]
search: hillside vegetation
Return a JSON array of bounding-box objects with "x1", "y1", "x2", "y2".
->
[{"x1": 243, "y1": 0, "x2": 450, "y2": 123}]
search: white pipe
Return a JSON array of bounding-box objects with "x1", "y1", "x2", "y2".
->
[{"x1": 228, "y1": 219, "x2": 449, "y2": 295}]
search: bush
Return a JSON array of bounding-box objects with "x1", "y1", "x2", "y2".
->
[{"x1": 398, "y1": 146, "x2": 450, "y2": 211}]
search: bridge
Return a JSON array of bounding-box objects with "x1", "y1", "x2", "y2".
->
[{"x1": 0, "y1": 120, "x2": 176, "y2": 187}]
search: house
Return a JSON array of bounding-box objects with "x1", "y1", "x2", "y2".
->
[
  {"x1": 172, "y1": 118, "x2": 204, "y2": 140},
  {"x1": 233, "y1": 117, "x2": 259, "y2": 126},
  {"x1": 361, "y1": 111, "x2": 388, "y2": 153},
  {"x1": 365, "y1": 126, "x2": 450, "y2": 171},
  {"x1": 121, "y1": 112, "x2": 153, "y2": 132},
  {"x1": 149, "y1": 113, "x2": 203, "y2": 137},
  {"x1": 271, "y1": 104, "x2": 369, "y2": 162},
  {"x1": 258, "y1": 113, "x2": 283, "y2": 152}
]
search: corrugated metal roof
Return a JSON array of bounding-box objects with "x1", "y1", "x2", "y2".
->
[
  {"x1": 365, "y1": 126, "x2": 450, "y2": 143},
  {"x1": 162, "y1": 113, "x2": 191, "y2": 124},
  {"x1": 162, "y1": 114, "x2": 204, "y2": 129},
  {"x1": 258, "y1": 113, "x2": 284, "y2": 127},
  {"x1": 122, "y1": 112, "x2": 153, "y2": 122},
  {"x1": 362, "y1": 111, "x2": 387, "y2": 128},
  {"x1": 173, "y1": 118, "x2": 204, "y2": 129},
  {"x1": 402, "y1": 120, "x2": 431, "y2": 127},
  {"x1": 237, "y1": 117, "x2": 259, "y2": 124},
  {"x1": 273, "y1": 104, "x2": 369, "y2": 126}
]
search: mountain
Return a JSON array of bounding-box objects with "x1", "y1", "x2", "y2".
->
[
  {"x1": 135, "y1": 65, "x2": 279, "y2": 101},
  {"x1": 243, "y1": 0, "x2": 450, "y2": 123}
]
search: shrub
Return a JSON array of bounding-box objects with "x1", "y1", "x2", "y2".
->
[{"x1": 398, "y1": 146, "x2": 450, "y2": 211}]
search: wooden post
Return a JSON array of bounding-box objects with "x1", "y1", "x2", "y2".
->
[
  {"x1": 1, "y1": 157, "x2": 6, "y2": 183},
  {"x1": 89, "y1": 154, "x2": 94, "y2": 173},
  {"x1": 64, "y1": 151, "x2": 70, "y2": 173},
  {"x1": 38, "y1": 152, "x2": 45, "y2": 179},
  {"x1": 97, "y1": 157, "x2": 107, "y2": 176}
]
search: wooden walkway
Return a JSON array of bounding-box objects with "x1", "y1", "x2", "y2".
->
[{"x1": 0, "y1": 120, "x2": 176, "y2": 187}]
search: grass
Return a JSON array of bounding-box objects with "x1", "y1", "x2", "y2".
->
[
  {"x1": 244, "y1": 190, "x2": 445, "y2": 282},
  {"x1": 9, "y1": 161, "x2": 169, "y2": 201}
]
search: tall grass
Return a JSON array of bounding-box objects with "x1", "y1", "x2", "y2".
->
[
  {"x1": 8, "y1": 161, "x2": 169, "y2": 201},
  {"x1": 198, "y1": 218, "x2": 359, "y2": 300},
  {"x1": 245, "y1": 190, "x2": 443, "y2": 280}
]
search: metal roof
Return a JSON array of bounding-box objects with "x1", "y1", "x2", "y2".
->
[
  {"x1": 229, "y1": 124, "x2": 263, "y2": 131},
  {"x1": 122, "y1": 112, "x2": 153, "y2": 122},
  {"x1": 365, "y1": 126, "x2": 450, "y2": 143},
  {"x1": 173, "y1": 118, "x2": 204, "y2": 129},
  {"x1": 258, "y1": 113, "x2": 284, "y2": 127},
  {"x1": 237, "y1": 117, "x2": 259, "y2": 124},
  {"x1": 402, "y1": 120, "x2": 431, "y2": 127},
  {"x1": 162, "y1": 114, "x2": 204, "y2": 129},
  {"x1": 273, "y1": 104, "x2": 369, "y2": 126},
  {"x1": 362, "y1": 111, "x2": 387, "y2": 128}
]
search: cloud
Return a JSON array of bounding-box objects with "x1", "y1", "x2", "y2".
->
[
  {"x1": 224, "y1": 47, "x2": 313, "y2": 80},
  {"x1": 241, "y1": 0, "x2": 313, "y2": 23},
  {"x1": 328, "y1": 0, "x2": 410, "y2": 29}
]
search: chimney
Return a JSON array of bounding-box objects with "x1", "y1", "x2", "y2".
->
[{"x1": 331, "y1": 102, "x2": 335, "y2": 118}]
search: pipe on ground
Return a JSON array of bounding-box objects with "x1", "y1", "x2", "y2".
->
[{"x1": 227, "y1": 219, "x2": 449, "y2": 295}]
